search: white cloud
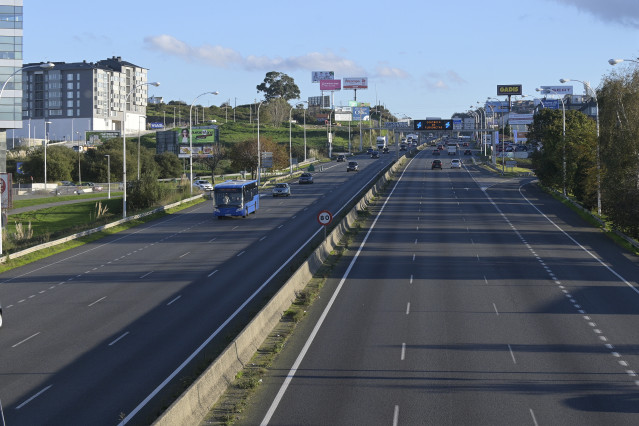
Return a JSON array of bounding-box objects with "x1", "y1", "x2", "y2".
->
[
  {"x1": 548, "y1": 0, "x2": 639, "y2": 28},
  {"x1": 375, "y1": 65, "x2": 410, "y2": 79},
  {"x1": 144, "y1": 35, "x2": 366, "y2": 75},
  {"x1": 421, "y1": 70, "x2": 467, "y2": 90}
]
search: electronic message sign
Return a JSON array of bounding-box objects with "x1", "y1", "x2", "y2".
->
[
  {"x1": 497, "y1": 84, "x2": 522, "y2": 96},
  {"x1": 413, "y1": 119, "x2": 452, "y2": 131}
]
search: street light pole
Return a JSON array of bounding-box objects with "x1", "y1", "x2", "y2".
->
[
  {"x1": 257, "y1": 101, "x2": 264, "y2": 185},
  {"x1": 76, "y1": 131, "x2": 81, "y2": 184},
  {"x1": 189, "y1": 91, "x2": 219, "y2": 195},
  {"x1": 560, "y1": 78, "x2": 601, "y2": 215},
  {"x1": 289, "y1": 104, "x2": 294, "y2": 174},
  {"x1": 122, "y1": 81, "x2": 160, "y2": 218},
  {"x1": 105, "y1": 154, "x2": 111, "y2": 199},
  {"x1": 137, "y1": 115, "x2": 146, "y2": 180},
  {"x1": 44, "y1": 120, "x2": 52, "y2": 191}
]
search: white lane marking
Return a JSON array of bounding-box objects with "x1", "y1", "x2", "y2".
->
[
  {"x1": 208, "y1": 237, "x2": 217, "y2": 242},
  {"x1": 259, "y1": 236, "x2": 267, "y2": 241},
  {"x1": 414, "y1": 239, "x2": 418, "y2": 244},
  {"x1": 278, "y1": 225, "x2": 284, "y2": 229},
  {"x1": 167, "y1": 295, "x2": 182, "y2": 306},
  {"x1": 15, "y1": 385, "x2": 52, "y2": 409},
  {"x1": 237, "y1": 251, "x2": 245, "y2": 257},
  {"x1": 139, "y1": 271, "x2": 154, "y2": 279},
  {"x1": 493, "y1": 303, "x2": 499, "y2": 315},
  {"x1": 508, "y1": 344, "x2": 517, "y2": 364},
  {"x1": 393, "y1": 405, "x2": 399, "y2": 426},
  {"x1": 12, "y1": 332, "x2": 41, "y2": 348},
  {"x1": 530, "y1": 408, "x2": 539, "y2": 426},
  {"x1": 406, "y1": 303, "x2": 410, "y2": 315},
  {"x1": 232, "y1": 226, "x2": 239, "y2": 230},
  {"x1": 179, "y1": 252, "x2": 190, "y2": 258},
  {"x1": 518, "y1": 183, "x2": 639, "y2": 296},
  {"x1": 208, "y1": 270, "x2": 219, "y2": 277},
  {"x1": 108, "y1": 331, "x2": 130, "y2": 346},
  {"x1": 409, "y1": 275, "x2": 413, "y2": 284},
  {"x1": 88, "y1": 296, "x2": 107, "y2": 307},
  {"x1": 401, "y1": 343, "x2": 406, "y2": 361},
  {"x1": 484, "y1": 275, "x2": 488, "y2": 284},
  {"x1": 412, "y1": 254, "x2": 416, "y2": 261}
]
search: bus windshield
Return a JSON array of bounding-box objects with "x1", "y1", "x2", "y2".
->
[{"x1": 214, "y1": 190, "x2": 243, "y2": 207}]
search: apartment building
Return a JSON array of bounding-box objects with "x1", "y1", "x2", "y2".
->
[
  {"x1": 17, "y1": 56, "x2": 154, "y2": 145},
  {"x1": 0, "y1": 0, "x2": 22, "y2": 171}
]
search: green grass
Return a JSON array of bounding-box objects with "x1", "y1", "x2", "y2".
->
[{"x1": 11, "y1": 192, "x2": 121, "y2": 209}]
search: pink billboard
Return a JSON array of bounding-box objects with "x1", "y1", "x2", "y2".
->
[
  {"x1": 320, "y1": 79, "x2": 341, "y2": 91},
  {"x1": 343, "y1": 77, "x2": 368, "y2": 89}
]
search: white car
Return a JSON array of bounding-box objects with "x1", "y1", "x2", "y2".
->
[
  {"x1": 451, "y1": 159, "x2": 462, "y2": 169},
  {"x1": 193, "y1": 179, "x2": 214, "y2": 191}
]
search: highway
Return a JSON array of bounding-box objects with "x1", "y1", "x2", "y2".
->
[
  {"x1": 238, "y1": 150, "x2": 639, "y2": 425},
  {"x1": 0, "y1": 148, "x2": 398, "y2": 425}
]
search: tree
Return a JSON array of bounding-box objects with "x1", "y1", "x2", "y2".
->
[
  {"x1": 528, "y1": 108, "x2": 597, "y2": 206},
  {"x1": 256, "y1": 71, "x2": 300, "y2": 101},
  {"x1": 196, "y1": 143, "x2": 225, "y2": 176},
  {"x1": 598, "y1": 68, "x2": 639, "y2": 236}
]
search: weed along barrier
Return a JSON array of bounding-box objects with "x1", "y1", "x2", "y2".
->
[{"x1": 151, "y1": 155, "x2": 410, "y2": 425}]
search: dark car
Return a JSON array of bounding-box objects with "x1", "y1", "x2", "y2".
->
[
  {"x1": 383, "y1": 147, "x2": 389, "y2": 153},
  {"x1": 299, "y1": 172, "x2": 313, "y2": 184},
  {"x1": 336, "y1": 154, "x2": 346, "y2": 162},
  {"x1": 347, "y1": 161, "x2": 359, "y2": 172},
  {"x1": 432, "y1": 149, "x2": 440, "y2": 156},
  {"x1": 367, "y1": 148, "x2": 374, "y2": 154},
  {"x1": 371, "y1": 151, "x2": 380, "y2": 158},
  {"x1": 431, "y1": 159, "x2": 442, "y2": 169},
  {"x1": 464, "y1": 149, "x2": 472, "y2": 155},
  {"x1": 400, "y1": 144, "x2": 407, "y2": 151}
]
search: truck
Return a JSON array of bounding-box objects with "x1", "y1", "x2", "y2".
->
[
  {"x1": 376, "y1": 136, "x2": 387, "y2": 150},
  {"x1": 447, "y1": 144, "x2": 457, "y2": 155}
]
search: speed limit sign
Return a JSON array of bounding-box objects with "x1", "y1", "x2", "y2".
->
[{"x1": 317, "y1": 210, "x2": 333, "y2": 226}]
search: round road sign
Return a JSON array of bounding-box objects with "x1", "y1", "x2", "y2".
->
[{"x1": 317, "y1": 210, "x2": 333, "y2": 226}]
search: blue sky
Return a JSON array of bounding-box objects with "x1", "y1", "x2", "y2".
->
[{"x1": 26, "y1": 0, "x2": 639, "y2": 119}]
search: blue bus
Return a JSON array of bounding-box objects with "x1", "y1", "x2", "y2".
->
[{"x1": 213, "y1": 179, "x2": 260, "y2": 218}]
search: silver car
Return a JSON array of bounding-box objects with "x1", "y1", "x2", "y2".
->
[{"x1": 272, "y1": 183, "x2": 291, "y2": 197}]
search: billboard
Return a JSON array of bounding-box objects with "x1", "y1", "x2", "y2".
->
[
  {"x1": 497, "y1": 84, "x2": 522, "y2": 96},
  {"x1": 343, "y1": 77, "x2": 368, "y2": 89},
  {"x1": 150, "y1": 122, "x2": 164, "y2": 129},
  {"x1": 413, "y1": 119, "x2": 453, "y2": 131},
  {"x1": 308, "y1": 95, "x2": 330, "y2": 108},
  {"x1": 320, "y1": 79, "x2": 341, "y2": 91},
  {"x1": 177, "y1": 125, "x2": 220, "y2": 158},
  {"x1": 540, "y1": 99, "x2": 560, "y2": 109},
  {"x1": 539, "y1": 85, "x2": 573, "y2": 95},
  {"x1": 312, "y1": 71, "x2": 334, "y2": 83},
  {"x1": 352, "y1": 107, "x2": 370, "y2": 121},
  {"x1": 85, "y1": 131, "x2": 120, "y2": 146}
]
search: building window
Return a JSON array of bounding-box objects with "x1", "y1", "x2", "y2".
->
[{"x1": 67, "y1": 82, "x2": 73, "y2": 90}]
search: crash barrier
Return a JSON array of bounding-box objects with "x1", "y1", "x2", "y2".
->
[{"x1": 152, "y1": 155, "x2": 409, "y2": 425}]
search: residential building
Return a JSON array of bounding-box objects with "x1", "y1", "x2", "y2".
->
[
  {"x1": 0, "y1": 0, "x2": 23, "y2": 170},
  {"x1": 17, "y1": 56, "x2": 154, "y2": 146}
]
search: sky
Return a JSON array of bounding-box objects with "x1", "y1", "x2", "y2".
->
[{"x1": 25, "y1": 0, "x2": 639, "y2": 120}]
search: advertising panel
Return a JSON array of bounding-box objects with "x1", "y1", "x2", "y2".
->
[
  {"x1": 320, "y1": 79, "x2": 341, "y2": 91},
  {"x1": 177, "y1": 125, "x2": 220, "y2": 158},
  {"x1": 540, "y1": 99, "x2": 560, "y2": 109},
  {"x1": 485, "y1": 101, "x2": 509, "y2": 113},
  {"x1": 540, "y1": 85, "x2": 573, "y2": 95},
  {"x1": 312, "y1": 71, "x2": 334, "y2": 83},
  {"x1": 308, "y1": 96, "x2": 331, "y2": 108},
  {"x1": 85, "y1": 131, "x2": 120, "y2": 146},
  {"x1": 352, "y1": 107, "x2": 370, "y2": 121},
  {"x1": 343, "y1": 77, "x2": 368, "y2": 89},
  {"x1": 335, "y1": 113, "x2": 352, "y2": 122},
  {"x1": 508, "y1": 113, "x2": 534, "y2": 124},
  {"x1": 150, "y1": 122, "x2": 164, "y2": 129},
  {"x1": 0, "y1": 173, "x2": 11, "y2": 209},
  {"x1": 413, "y1": 119, "x2": 453, "y2": 131},
  {"x1": 497, "y1": 84, "x2": 522, "y2": 96}
]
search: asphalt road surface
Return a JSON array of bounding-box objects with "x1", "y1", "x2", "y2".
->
[
  {"x1": 238, "y1": 151, "x2": 639, "y2": 425},
  {"x1": 0, "y1": 150, "x2": 398, "y2": 425}
]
